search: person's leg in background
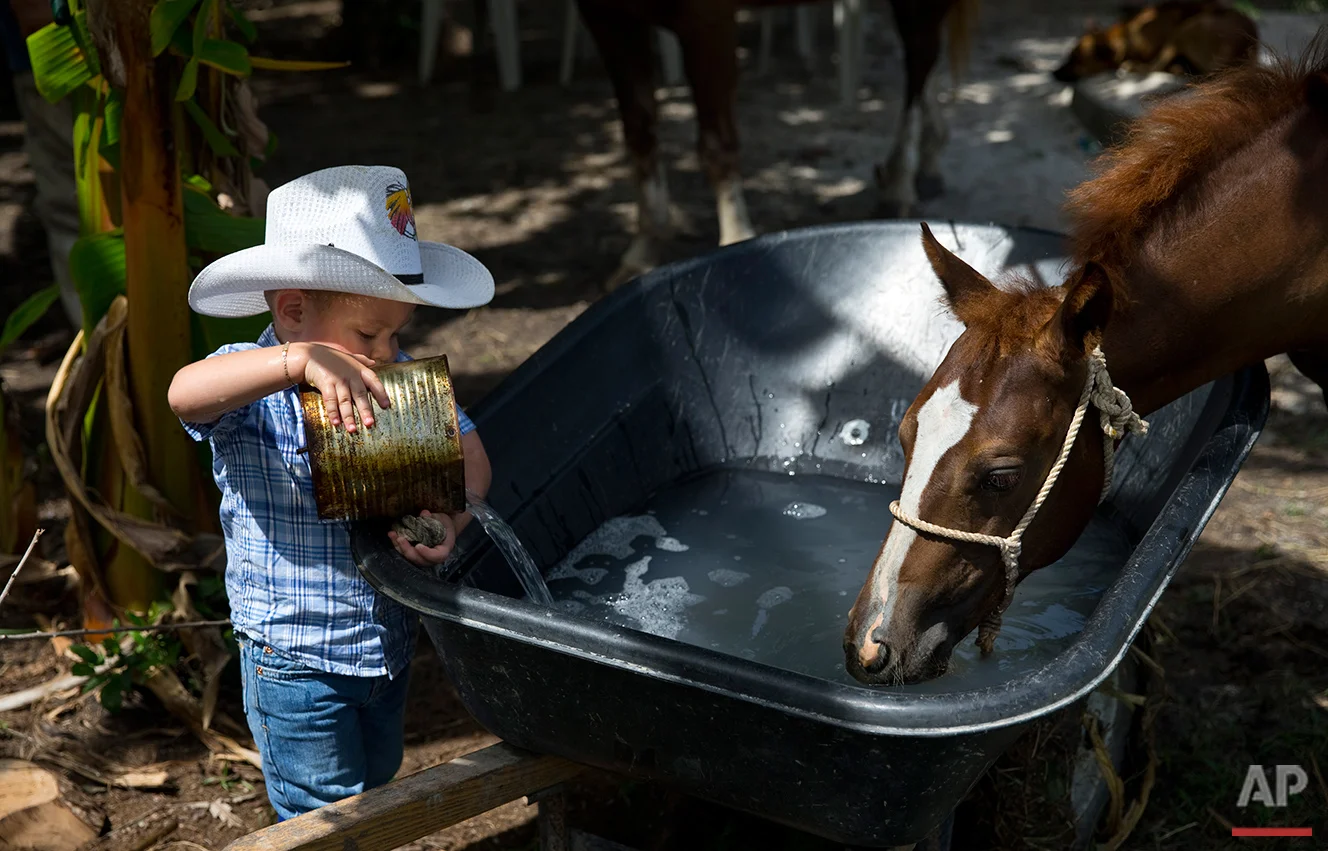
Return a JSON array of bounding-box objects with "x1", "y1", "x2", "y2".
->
[{"x1": 4, "y1": 0, "x2": 83, "y2": 328}]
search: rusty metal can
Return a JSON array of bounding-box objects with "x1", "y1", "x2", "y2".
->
[{"x1": 301, "y1": 354, "x2": 466, "y2": 522}]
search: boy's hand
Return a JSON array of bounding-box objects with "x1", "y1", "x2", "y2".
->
[
  {"x1": 389, "y1": 510, "x2": 457, "y2": 567},
  {"x1": 294, "y1": 342, "x2": 389, "y2": 433}
]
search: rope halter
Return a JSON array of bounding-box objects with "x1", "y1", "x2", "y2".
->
[{"x1": 887, "y1": 346, "x2": 1148, "y2": 655}]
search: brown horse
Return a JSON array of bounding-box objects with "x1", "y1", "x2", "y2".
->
[
  {"x1": 844, "y1": 33, "x2": 1328, "y2": 685},
  {"x1": 575, "y1": 0, "x2": 980, "y2": 289}
]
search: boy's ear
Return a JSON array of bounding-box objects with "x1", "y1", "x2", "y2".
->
[{"x1": 270, "y1": 290, "x2": 308, "y2": 332}]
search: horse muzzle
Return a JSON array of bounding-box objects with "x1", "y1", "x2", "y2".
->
[{"x1": 843, "y1": 600, "x2": 955, "y2": 686}]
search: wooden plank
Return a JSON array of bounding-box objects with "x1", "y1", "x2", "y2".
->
[{"x1": 223, "y1": 743, "x2": 584, "y2": 851}]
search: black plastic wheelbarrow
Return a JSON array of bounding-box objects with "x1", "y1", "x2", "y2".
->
[{"x1": 352, "y1": 222, "x2": 1268, "y2": 848}]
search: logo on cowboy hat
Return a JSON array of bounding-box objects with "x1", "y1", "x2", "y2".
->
[
  {"x1": 187, "y1": 165, "x2": 493, "y2": 319},
  {"x1": 385, "y1": 181, "x2": 416, "y2": 241}
]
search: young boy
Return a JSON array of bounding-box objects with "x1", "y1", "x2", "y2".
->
[{"x1": 168, "y1": 165, "x2": 495, "y2": 821}]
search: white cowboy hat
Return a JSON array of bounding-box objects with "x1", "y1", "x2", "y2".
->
[{"x1": 188, "y1": 165, "x2": 495, "y2": 318}]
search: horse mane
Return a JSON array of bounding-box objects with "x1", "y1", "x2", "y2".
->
[{"x1": 1064, "y1": 30, "x2": 1328, "y2": 272}]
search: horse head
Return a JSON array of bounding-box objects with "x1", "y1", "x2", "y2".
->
[{"x1": 843, "y1": 223, "x2": 1138, "y2": 685}]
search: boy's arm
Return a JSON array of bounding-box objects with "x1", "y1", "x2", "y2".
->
[
  {"x1": 456, "y1": 429, "x2": 491, "y2": 535},
  {"x1": 170, "y1": 345, "x2": 295, "y2": 425},
  {"x1": 170, "y1": 342, "x2": 388, "y2": 432}
]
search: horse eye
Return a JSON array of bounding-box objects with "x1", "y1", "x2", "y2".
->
[{"x1": 981, "y1": 468, "x2": 1022, "y2": 492}]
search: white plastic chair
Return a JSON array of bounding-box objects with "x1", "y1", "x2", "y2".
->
[
  {"x1": 758, "y1": 2, "x2": 863, "y2": 106},
  {"x1": 418, "y1": 0, "x2": 522, "y2": 92}
]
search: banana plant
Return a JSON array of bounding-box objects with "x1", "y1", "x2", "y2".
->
[
  {"x1": 12, "y1": 0, "x2": 341, "y2": 746},
  {"x1": 22, "y1": 0, "x2": 256, "y2": 614}
]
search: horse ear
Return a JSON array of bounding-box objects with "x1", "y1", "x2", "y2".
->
[
  {"x1": 1043, "y1": 262, "x2": 1114, "y2": 359},
  {"x1": 919, "y1": 222, "x2": 998, "y2": 325}
]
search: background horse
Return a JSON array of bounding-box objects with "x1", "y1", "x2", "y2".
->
[
  {"x1": 575, "y1": 0, "x2": 981, "y2": 288},
  {"x1": 844, "y1": 33, "x2": 1328, "y2": 685}
]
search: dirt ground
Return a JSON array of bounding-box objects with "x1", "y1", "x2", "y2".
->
[{"x1": 2, "y1": 0, "x2": 1327, "y2": 849}]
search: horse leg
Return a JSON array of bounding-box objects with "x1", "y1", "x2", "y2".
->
[
  {"x1": 875, "y1": 0, "x2": 948, "y2": 217},
  {"x1": 578, "y1": 0, "x2": 672, "y2": 291},
  {"x1": 673, "y1": 3, "x2": 755, "y2": 247},
  {"x1": 1288, "y1": 349, "x2": 1328, "y2": 410},
  {"x1": 914, "y1": 71, "x2": 948, "y2": 201}
]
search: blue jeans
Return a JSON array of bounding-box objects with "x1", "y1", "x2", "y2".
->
[{"x1": 238, "y1": 638, "x2": 410, "y2": 821}]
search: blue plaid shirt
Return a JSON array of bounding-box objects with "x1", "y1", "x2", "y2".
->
[{"x1": 181, "y1": 325, "x2": 475, "y2": 679}]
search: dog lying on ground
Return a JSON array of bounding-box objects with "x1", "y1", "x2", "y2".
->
[{"x1": 1052, "y1": 1, "x2": 1259, "y2": 82}]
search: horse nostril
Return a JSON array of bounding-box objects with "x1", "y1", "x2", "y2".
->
[{"x1": 863, "y1": 644, "x2": 892, "y2": 674}]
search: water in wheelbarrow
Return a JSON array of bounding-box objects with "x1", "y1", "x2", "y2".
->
[{"x1": 546, "y1": 467, "x2": 1131, "y2": 693}]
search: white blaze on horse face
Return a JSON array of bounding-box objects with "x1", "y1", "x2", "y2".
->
[{"x1": 865, "y1": 381, "x2": 978, "y2": 642}]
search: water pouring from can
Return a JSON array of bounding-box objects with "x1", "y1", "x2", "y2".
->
[{"x1": 303, "y1": 355, "x2": 554, "y2": 606}]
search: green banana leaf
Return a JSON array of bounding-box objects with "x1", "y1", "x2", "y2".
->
[
  {"x1": 183, "y1": 184, "x2": 264, "y2": 254},
  {"x1": 183, "y1": 99, "x2": 239, "y2": 157},
  {"x1": 176, "y1": 57, "x2": 200, "y2": 101},
  {"x1": 72, "y1": 85, "x2": 106, "y2": 238},
  {"x1": 103, "y1": 89, "x2": 122, "y2": 148},
  {"x1": 69, "y1": 9, "x2": 100, "y2": 78},
  {"x1": 151, "y1": 0, "x2": 202, "y2": 56},
  {"x1": 69, "y1": 188, "x2": 267, "y2": 357},
  {"x1": 69, "y1": 230, "x2": 127, "y2": 338},
  {"x1": 192, "y1": 0, "x2": 213, "y2": 55},
  {"x1": 25, "y1": 20, "x2": 93, "y2": 104},
  {"x1": 227, "y1": 0, "x2": 256, "y2": 42},
  {"x1": 197, "y1": 39, "x2": 250, "y2": 76},
  {"x1": 81, "y1": 377, "x2": 102, "y2": 479},
  {"x1": 101, "y1": 89, "x2": 123, "y2": 169},
  {"x1": 0, "y1": 285, "x2": 61, "y2": 351},
  {"x1": 169, "y1": 20, "x2": 193, "y2": 56},
  {"x1": 182, "y1": 181, "x2": 269, "y2": 355}
]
